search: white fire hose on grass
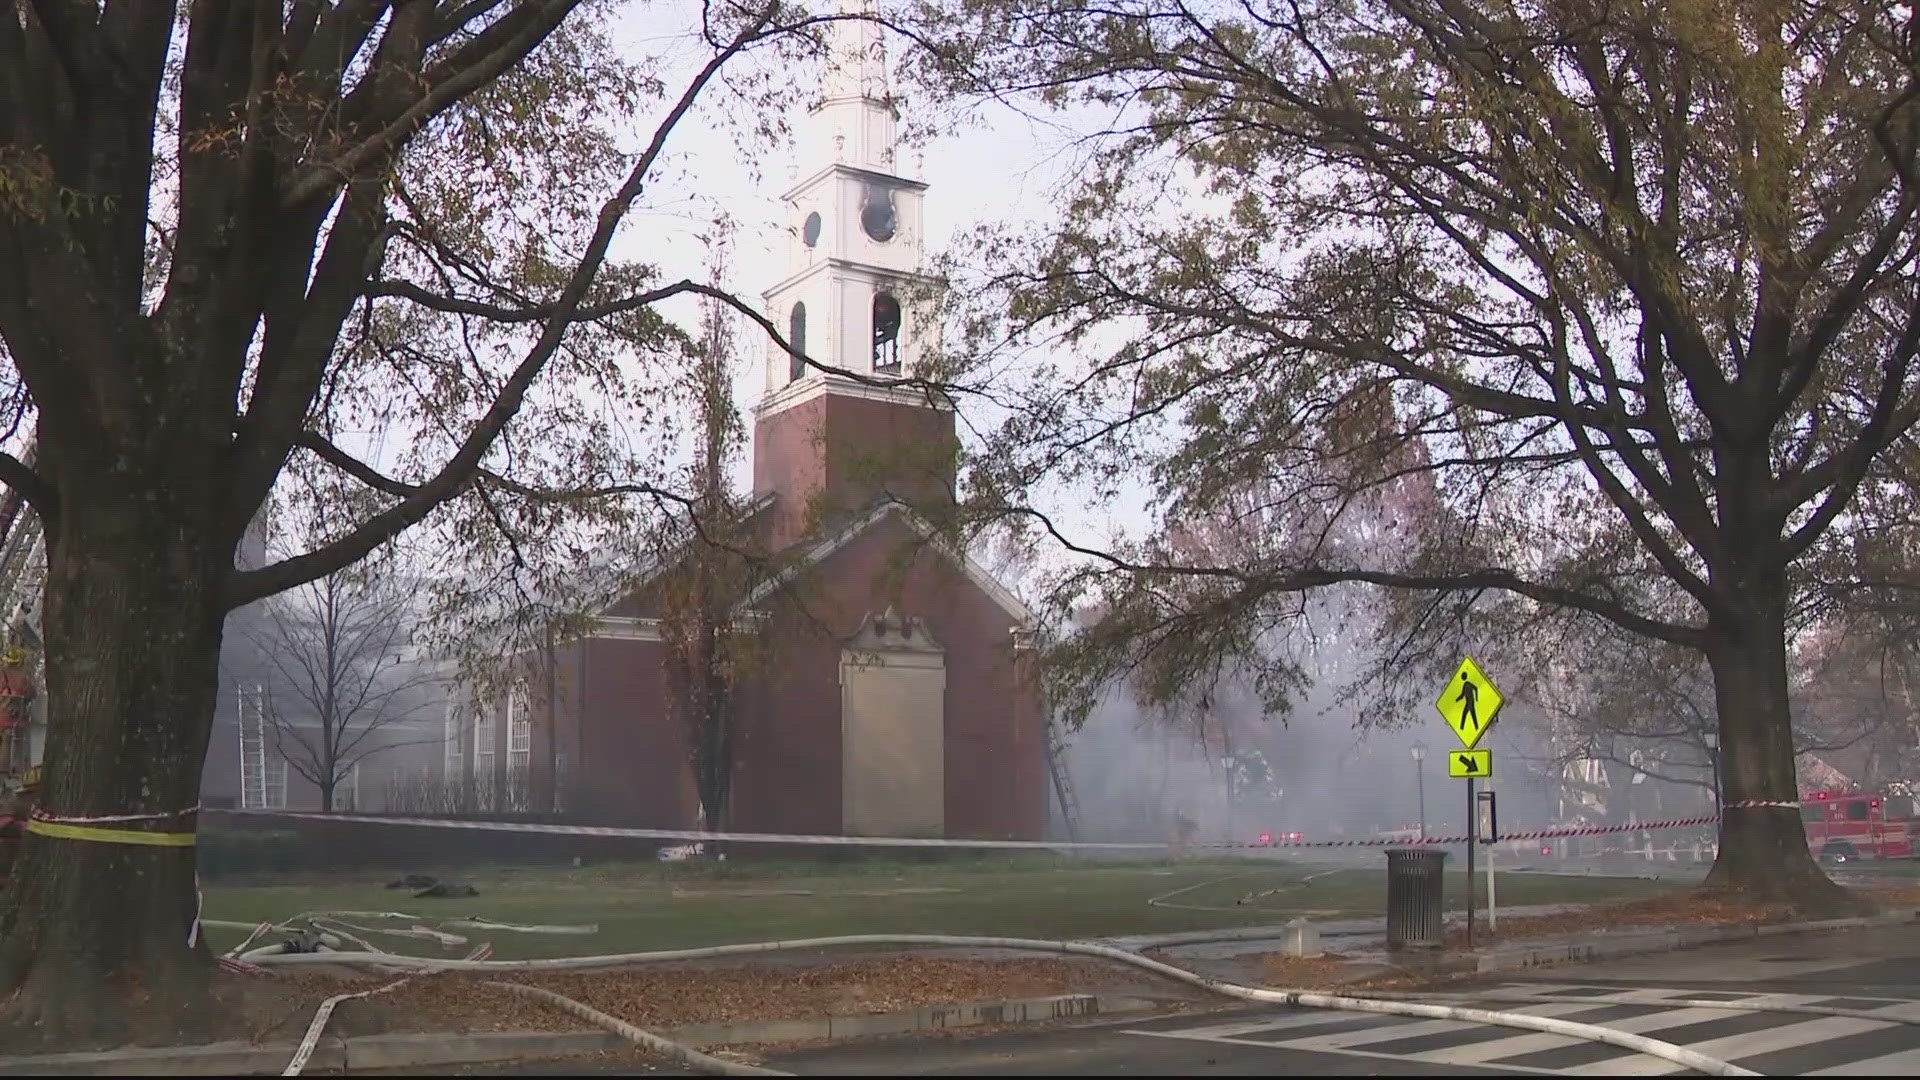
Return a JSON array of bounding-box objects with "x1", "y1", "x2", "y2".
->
[{"x1": 253, "y1": 933, "x2": 1757, "y2": 1077}]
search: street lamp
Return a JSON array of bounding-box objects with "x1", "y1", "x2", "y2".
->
[
  {"x1": 1703, "y1": 732, "x2": 1722, "y2": 816},
  {"x1": 1411, "y1": 743, "x2": 1429, "y2": 841}
]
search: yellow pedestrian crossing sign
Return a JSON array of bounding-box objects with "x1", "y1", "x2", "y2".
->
[
  {"x1": 1435, "y1": 655, "x2": 1503, "y2": 750},
  {"x1": 1448, "y1": 749, "x2": 1491, "y2": 778}
]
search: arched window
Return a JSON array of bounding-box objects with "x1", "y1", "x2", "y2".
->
[
  {"x1": 788, "y1": 302, "x2": 807, "y2": 382},
  {"x1": 872, "y1": 293, "x2": 901, "y2": 373}
]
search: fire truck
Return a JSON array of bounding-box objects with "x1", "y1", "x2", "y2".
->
[{"x1": 1800, "y1": 789, "x2": 1919, "y2": 862}]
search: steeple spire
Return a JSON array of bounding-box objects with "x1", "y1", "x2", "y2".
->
[
  {"x1": 809, "y1": 0, "x2": 897, "y2": 173},
  {"x1": 821, "y1": 0, "x2": 888, "y2": 104}
]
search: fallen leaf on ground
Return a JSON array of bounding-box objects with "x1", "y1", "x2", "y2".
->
[{"x1": 309, "y1": 955, "x2": 1167, "y2": 1039}]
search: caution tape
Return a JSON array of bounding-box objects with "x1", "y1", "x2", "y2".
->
[
  {"x1": 1241, "y1": 816, "x2": 1720, "y2": 849},
  {"x1": 26, "y1": 817, "x2": 196, "y2": 847},
  {"x1": 209, "y1": 802, "x2": 1798, "y2": 854},
  {"x1": 211, "y1": 809, "x2": 1169, "y2": 851},
  {"x1": 1235, "y1": 801, "x2": 1799, "y2": 850}
]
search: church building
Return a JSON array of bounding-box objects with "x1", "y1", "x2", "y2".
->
[{"x1": 458, "y1": 12, "x2": 1049, "y2": 842}]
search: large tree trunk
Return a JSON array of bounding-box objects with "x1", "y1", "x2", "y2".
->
[
  {"x1": 1701, "y1": 576, "x2": 1850, "y2": 909},
  {"x1": 0, "y1": 505, "x2": 228, "y2": 1047}
]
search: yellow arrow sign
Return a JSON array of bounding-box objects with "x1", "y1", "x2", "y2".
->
[
  {"x1": 1448, "y1": 749, "x2": 1491, "y2": 778},
  {"x1": 1435, "y1": 655, "x2": 1503, "y2": 750}
]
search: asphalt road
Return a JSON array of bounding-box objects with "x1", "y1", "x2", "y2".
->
[{"x1": 372, "y1": 921, "x2": 1920, "y2": 1075}]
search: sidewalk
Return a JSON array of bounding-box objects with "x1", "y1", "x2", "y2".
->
[
  {"x1": 1121, "y1": 904, "x2": 1920, "y2": 987},
  {"x1": 1102, "y1": 905, "x2": 1535, "y2": 986}
]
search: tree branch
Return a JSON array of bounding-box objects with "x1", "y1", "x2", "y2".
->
[
  {"x1": 0, "y1": 451, "x2": 56, "y2": 517},
  {"x1": 225, "y1": 3, "x2": 783, "y2": 609}
]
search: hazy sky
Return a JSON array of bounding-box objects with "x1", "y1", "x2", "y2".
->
[{"x1": 595, "y1": 0, "x2": 1151, "y2": 579}]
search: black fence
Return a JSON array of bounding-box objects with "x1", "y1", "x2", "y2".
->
[{"x1": 380, "y1": 763, "x2": 582, "y2": 817}]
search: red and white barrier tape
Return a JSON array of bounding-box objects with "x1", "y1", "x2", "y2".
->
[
  {"x1": 210, "y1": 802, "x2": 1797, "y2": 853},
  {"x1": 33, "y1": 804, "x2": 200, "y2": 824},
  {"x1": 1239, "y1": 801, "x2": 1800, "y2": 849}
]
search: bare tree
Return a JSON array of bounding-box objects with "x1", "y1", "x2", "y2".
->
[
  {"x1": 249, "y1": 563, "x2": 445, "y2": 814},
  {"x1": 655, "y1": 226, "x2": 760, "y2": 841}
]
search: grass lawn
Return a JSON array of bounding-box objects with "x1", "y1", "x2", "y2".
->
[{"x1": 199, "y1": 855, "x2": 1679, "y2": 960}]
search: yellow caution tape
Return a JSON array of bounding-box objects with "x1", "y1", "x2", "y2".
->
[{"x1": 26, "y1": 819, "x2": 196, "y2": 847}]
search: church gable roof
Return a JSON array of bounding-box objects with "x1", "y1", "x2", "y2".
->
[
  {"x1": 591, "y1": 491, "x2": 778, "y2": 620},
  {"x1": 742, "y1": 499, "x2": 1035, "y2": 625},
  {"x1": 586, "y1": 497, "x2": 1033, "y2": 636}
]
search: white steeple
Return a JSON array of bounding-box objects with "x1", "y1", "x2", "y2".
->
[
  {"x1": 811, "y1": 0, "x2": 898, "y2": 174},
  {"x1": 757, "y1": 0, "x2": 941, "y2": 414},
  {"x1": 821, "y1": 0, "x2": 888, "y2": 101}
]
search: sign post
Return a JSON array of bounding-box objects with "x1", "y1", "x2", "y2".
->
[
  {"x1": 1466, "y1": 777, "x2": 1475, "y2": 948},
  {"x1": 1478, "y1": 787, "x2": 1500, "y2": 932},
  {"x1": 1434, "y1": 656, "x2": 1505, "y2": 952}
]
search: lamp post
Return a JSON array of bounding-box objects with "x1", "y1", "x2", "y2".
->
[
  {"x1": 1411, "y1": 743, "x2": 1429, "y2": 841},
  {"x1": 1704, "y1": 732, "x2": 1722, "y2": 816}
]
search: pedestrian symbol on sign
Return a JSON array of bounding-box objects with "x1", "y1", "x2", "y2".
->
[
  {"x1": 1454, "y1": 673, "x2": 1481, "y2": 732},
  {"x1": 1435, "y1": 656, "x2": 1503, "y2": 750}
]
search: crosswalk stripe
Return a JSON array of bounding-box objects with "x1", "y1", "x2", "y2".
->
[
  {"x1": 1441, "y1": 1005, "x2": 1764, "y2": 1075},
  {"x1": 1682, "y1": 1018, "x2": 1899, "y2": 1070},
  {"x1": 1123, "y1": 1029, "x2": 1572, "y2": 1076},
  {"x1": 1461, "y1": 1006, "x2": 1744, "y2": 1075},
  {"x1": 1275, "y1": 1016, "x2": 1486, "y2": 1051},
  {"x1": 1410, "y1": 1005, "x2": 1655, "y2": 1066},
  {"x1": 1857, "y1": 1001, "x2": 1920, "y2": 1023},
  {"x1": 1492, "y1": 983, "x2": 1837, "y2": 1009},
  {"x1": 1158, "y1": 1009, "x2": 1398, "y2": 1041},
  {"x1": 1131, "y1": 992, "x2": 1920, "y2": 1075},
  {"x1": 1805, "y1": 1045, "x2": 1920, "y2": 1074},
  {"x1": 1484, "y1": 984, "x2": 1920, "y2": 1024}
]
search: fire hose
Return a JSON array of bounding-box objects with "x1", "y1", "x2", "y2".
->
[{"x1": 255, "y1": 933, "x2": 1756, "y2": 1077}]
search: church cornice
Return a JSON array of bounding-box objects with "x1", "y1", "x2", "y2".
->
[
  {"x1": 782, "y1": 161, "x2": 929, "y2": 203},
  {"x1": 760, "y1": 258, "x2": 944, "y2": 304},
  {"x1": 753, "y1": 373, "x2": 953, "y2": 419}
]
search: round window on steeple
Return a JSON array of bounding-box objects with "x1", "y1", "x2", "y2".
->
[
  {"x1": 802, "y1": 211, "x2": 822, "y2": 248},
  {"x1": 861, "y1": 184, "x2": 896, "y2": 243}
]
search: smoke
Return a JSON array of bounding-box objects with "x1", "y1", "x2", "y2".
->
[{"x1": 1051, "y1": 603, "x2": 1571, "y2": 845}]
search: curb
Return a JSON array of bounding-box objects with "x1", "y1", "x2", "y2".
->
[
  {"x1": 0, "y1": 990, "x2": 1176, "y2": 1076},
  {"x1": 1471, "y1": 910, "x2": 1920, "y2": 974}
]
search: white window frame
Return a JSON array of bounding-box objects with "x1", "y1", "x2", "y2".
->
[
  {"x1": 443, "y1": 699, "x2": 464, "y2": 777},
  {"x1": 474, "y1": 704, "x2": 497, "y2": 763},
  {"x1": 508, "y1": 683, "x2": 532, "y2": 759}
]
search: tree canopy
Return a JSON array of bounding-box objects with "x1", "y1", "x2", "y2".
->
[
  {"x1": 910, "y1": 0, "x2": 1920, "y2": 897},
  {"x1": 0, "y1": 0, "x2": 851, "y2": 1045}
]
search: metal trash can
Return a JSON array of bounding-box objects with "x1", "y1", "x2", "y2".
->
[{"x1": 1384, "y1": 847, "x2": 1448, "y2": 950}]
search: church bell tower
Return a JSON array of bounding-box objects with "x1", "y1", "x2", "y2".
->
[{"x1": 753, "y1": 0, "x2": 956, "y2": 548}]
